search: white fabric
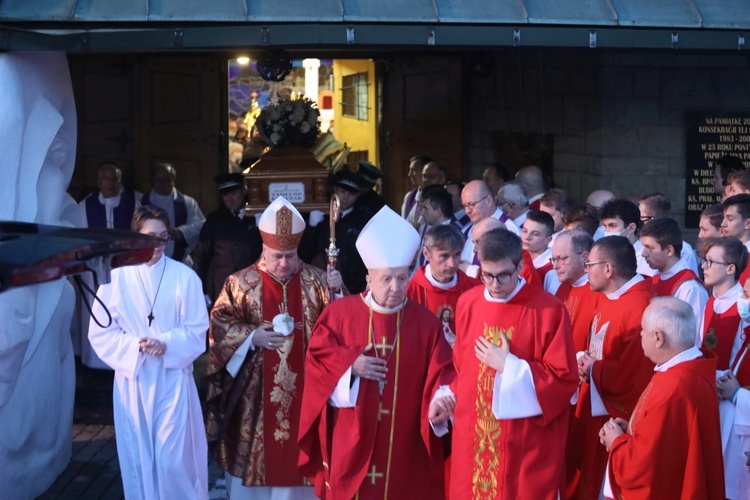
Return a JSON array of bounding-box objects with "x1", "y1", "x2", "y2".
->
[
  {"x1": 605, "y1": 274, "x2": 644, "y2": 301},
  {"x1": 424, "y1": 264, "x2": 458, "y2": 289},
  {"x1": 512, "y1": 210, "x2": 528, "y2": 230},
  {"x1": 635, "y1": 238, "x2": 699, "y2": 277},
  {"x1": 653, "y1": 346, "x2": 702, "y2": 372},
  {"x1": 719, "y1": 337, "x2": 750, "y2": 500},
  {"x1": 0, "y1": 51, "x2": 78, "y2": 499},
  {"x1": 492, "y1": 353, "x2": 543, "y2": 419},
  {"x1": 659, "y1": 259, "x2": 708, "y2": 341},
  {"x1": 697, "y1": 282, "x2": 743, "y2": 348},
  {"x1": 483, "y1": 278, "x2": 525, "y2": 303},
  {"x1": 544, "y1": 267, "x2": 562, "y2": 294},
  {"x1": 430, "y1": 385, "x2": 455, "y2": 437},
  {"x1": 532, "y1": 247, "x2": 552, "y2": 269},
  {"x1": 226, "y1": 474, "x2": 316, "y2": 500},
  {"x1": 88, "y1": 256, "x2": 209, "y2": 499},
  {"x1": 461, "y1": 208, "x2": 520, "y2": 264},
  {"x1": 226, "y1": 330, "x2": 257, "y2": 377},
  {"x1": 356, "y1": 206, "x2": 420, "y2": 269},
  {"x1": 148, "y1": 188, "x2": 205, "y2": 260},
  {"x1": 401, "y1": 187, "x2": 421, "y2": 224}
]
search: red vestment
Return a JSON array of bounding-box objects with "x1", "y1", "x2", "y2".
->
[
  {"x1": 566, "y1": 279, "x2": 654, "y2": 500},
  {"x1": 298, "y1": 295, "x2": 455, "y2": 500},
  {"x1": 406, "y1": 266, "x2": 480, "y2": 340},
  {"x1": 521, "y1": 250, "x2": 543, "y2": 288},
  {"x1": 205, "y1": 261, "x2": 330, "y2": 486},
  {"x1": 652, "y1": 269, "x2": 699, "y2": 296},
  {"x1": 607, "y1": 351, "x2": 725, "y2": 499},
  {"x1": 702, "y1": 295, "x2": 741, "y2": 370},
  {"x1": 450, "y1": 284, "x2": 578, "y2": 499},
  {"x1": 555, "y1": 282, "x2": 602, "y2": 353}
]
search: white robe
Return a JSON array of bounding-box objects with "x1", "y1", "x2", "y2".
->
[{"x1": 88, "y1": 255, "x2": 209, "y2": 500}]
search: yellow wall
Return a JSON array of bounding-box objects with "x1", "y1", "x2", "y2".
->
[{"x1": 332, "y1": 59, "x2": 378, "y2": 166}]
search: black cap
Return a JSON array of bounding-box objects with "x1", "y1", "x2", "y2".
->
[
  {"x1": 335, "y1": 170, "x2": 365, "y2": 193},
  {"x1": 214, "y1": 173, "x2": 244, "y2": 193},
  {"x1": 357, "y1": 161, "x2": 383, "y2": 185}
]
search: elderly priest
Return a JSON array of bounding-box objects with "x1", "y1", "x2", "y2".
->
[{"x1": 298, "y1": 206, "x2": 456, "y2": 499}]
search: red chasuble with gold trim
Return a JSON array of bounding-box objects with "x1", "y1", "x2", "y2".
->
[
  {"x1": 566, "y1": 279, "x2": 654, "y2": 500},
  {"x1": 450, "y1": 284, "x2": 578, "y2": 499},
  {"x1": 298, "y1": 295, "x2": 455, "y2": 500},
  {"x1": 607, "y1": 351, "x2": 725, "y2": 499},
  {"x1": 205, "y1": 260, "x2": 329, "y2": 487},
  {"x1": 520, "y1": 250, "x2": 543, "y2": 288}
]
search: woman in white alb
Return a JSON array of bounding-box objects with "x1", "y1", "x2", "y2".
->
[{"x1": 88, "y1": 205, "x2": 209, "y2": 499}]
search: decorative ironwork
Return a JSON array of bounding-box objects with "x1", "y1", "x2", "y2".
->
[{"x1": 257, "y1": 49, "x2": 292, "y2": 82}]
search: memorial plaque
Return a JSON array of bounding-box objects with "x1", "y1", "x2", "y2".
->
[{"x1": 685, "y1": 112, "x2": 750, "y2": 227}]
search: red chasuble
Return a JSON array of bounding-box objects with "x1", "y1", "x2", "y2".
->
[
  {"x1": 566, "y1": 279, "x2": 654, "y2": 500},
  {"x1": 406, "y1": 266, "x2": 481, "y2": 340},
  {"x1": 701, "y1": 295, "x2": 742, "y2": 370},
  {"x1": 521, "y1": 250, "x2": 543, "y2": 288},
  {"x1": 450, "y1": 284, "x2": 578, "y2": 499},
  {"x1": 298, "y1": 295, "x2": 455, "y2": 500},
  {"x1": 652, "y1": 269, "x2": 700, "y2": 297},
  {"x1": 555, "y1": 282, "x2": 602, "y2": 353},
  {"x1": 607, "y1": 351, "x2": 725, "y2": 499}
]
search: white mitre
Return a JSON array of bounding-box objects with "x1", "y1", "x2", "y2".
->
[
  {"x1": 356, "y1": 205, "x2": 420, "y2": 269},
  {"x1": 258, "y1": 196, "x2": 306, "y2": 250}
]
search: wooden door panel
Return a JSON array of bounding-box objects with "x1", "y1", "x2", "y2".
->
[{"x1": 382, "y1": 56, "x2": 463, "y2": 210}]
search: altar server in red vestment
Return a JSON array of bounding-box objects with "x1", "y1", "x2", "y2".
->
[
  {"x1": 600, "y1": 297, "x2": 725, "y2": 499},
  {"x1": 450, "y1": 228, "x2": 578, "y2": 499},
  {"x1": 566, "y1": 236, "x2": 654, "y2": 500},
  {"x1": 407, "y1": 224, "x2": 480, "y2": 347},
  {"x1": 640, "y1": 218, "x2": 707, "y2": 338},
  {"x1": 716, "y1": 276, "x2": 750, "y2": 499},
  {"x1": 298, "y1": 206, "x2": 456, "y2": 500},
  {"x1": 205, "y1": 196, "x2": 343, "y2": 500},
  {"x1": 699, "y1": 237, "x2": 748, "y2": 371},
  {"x1": 551, "y1": 229, "x2": 601, "y2": 353}
]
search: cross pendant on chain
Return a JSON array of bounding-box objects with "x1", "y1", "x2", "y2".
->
[
  {"x1": 378, "y1": 379, "x2": 386, "y2": 396},
  {"x1": 147, "y1": 312, "x2": 154, "y2": 327}
]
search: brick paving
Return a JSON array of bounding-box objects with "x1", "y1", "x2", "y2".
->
[{"x1": 40, "y1": 357, "x2": 225, "y2": 499}]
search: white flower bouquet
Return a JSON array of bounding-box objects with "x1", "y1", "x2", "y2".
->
[{"x1": 256, "y1": 97, "x2": 321, "y2": 148}]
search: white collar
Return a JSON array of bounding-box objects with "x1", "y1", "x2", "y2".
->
[
  {"x1": 150, "y1": 188, "x2": 175, "y2": 202},
  {"x1": 483, "y1": 277, "x2": 525, "y2": 303},
  {"x1": 341, "y1": 207, "x2": 354, "y2": 218},
  {"x1": 659, "y1": 258, "x2": 687, "y2": 279},
  {"x1": 363, "y1": 291, "x2": 405, "y2": 313},
  {"x1": 491, "y1": 207, "x2": 504, "y2": 220},
  {"x1": 532, "y1": 247, "x2": 552, "y2": 268},
  {"x1": 425, "y1": 264, "x2": 458, "y2": 289},
  {"x1": 571, "y1": 274, "x2": 589, "y2": 287},
  {"x1": 712, "y1": 282, "x2": 743, "y2": 308},
  {"x1": 654, "y1": 346, "x2": 702, "y2": 372},
  {"x1": 98, "y1": 188, "x2": 122, "y2": 207},
  {"x1": 606, "y1": 274, "x2": 644, "y2": 300},
  {"x1": 528, "y1": 193, "x2": 544, "y2": 204}
]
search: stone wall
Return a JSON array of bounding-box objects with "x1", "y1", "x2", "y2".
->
[{"x1": 465, "y1": 48, "x2": 750, "y2": 233}]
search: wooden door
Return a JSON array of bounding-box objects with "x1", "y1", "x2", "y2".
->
[
  {"x1": 137, "y1": 55, "x2": 223, "y2": 214},
  {"x1": 381, "y1": 55, "x2": 463, "y2": 210},
  {"x1": 69, "y1": 55, "x2": 137, "y2": 202}
]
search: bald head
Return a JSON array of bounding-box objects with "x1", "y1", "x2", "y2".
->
[
  {"x1": 461, "y1": 180, "x2": 496, "y2": 223},
  {"x1": 586, "y1": 189, "x2": 615, "y2": 209},
  {"x1": 515, "y1": 165, "x2": 545, "y2": 197},
  {"x1": 472, "y1": 217, "x2": 504, "y2": 244}
]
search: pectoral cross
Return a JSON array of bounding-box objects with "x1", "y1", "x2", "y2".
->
[
  {"x1": 375, "y1": 337, "x2": 393, "y2": 357},
  {"x1": 147, "y1": 312, "x2": 154, "y2": 327},
  {"x1": 378, "y1": 378, "x2": 386, "y2": 396},
  {"x1": 366, "y1": 465, "x2": 384, "y2": 485}
]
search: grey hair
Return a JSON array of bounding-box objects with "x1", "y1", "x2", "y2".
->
[
  {"x1": 498, "y1": 181, "x2": 529, "y2": 208},
  {"x1": 643, "y1": 296, "x2": 696, "y2": 349}
]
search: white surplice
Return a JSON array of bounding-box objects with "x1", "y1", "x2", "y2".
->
[{"x1": 88, "y1": 255, "x2": 209, "y2": 500}]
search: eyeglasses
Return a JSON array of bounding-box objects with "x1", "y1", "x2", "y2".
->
[
  {"x1": 480, "y1": 269, "x2": 516, "y2": 285},
  {"x1": 550, "y1": 252, "x2": 584, "y2": 266},
  {"x1": 701, "y1": 258, "x2": 730, "y2": 268},
  {"x1": 462, "y1": 195, "x2": 490, "y2": 211},
  {"x1": 583, "y1": 261, "x2": 608, "y2": 271}
]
